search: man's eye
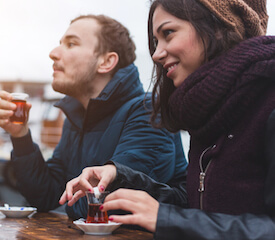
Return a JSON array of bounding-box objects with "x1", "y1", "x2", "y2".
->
[{"x1": 68, "y1": 42, "x2": 75, "y2": 47}]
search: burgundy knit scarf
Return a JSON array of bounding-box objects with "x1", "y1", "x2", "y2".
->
[{"x1": 168, "y1": 36, "x2": 275, "y2": 143}]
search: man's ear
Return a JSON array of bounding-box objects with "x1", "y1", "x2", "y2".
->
[{"x1": 97, "y1": 52, "x2": 119, "y2": 74}]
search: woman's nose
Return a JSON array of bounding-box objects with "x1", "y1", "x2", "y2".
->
[{"x1": 152, "y1": 45, "x2": 167, "y2": 63}]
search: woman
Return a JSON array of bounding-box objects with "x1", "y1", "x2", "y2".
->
[{"x1": 60, "y1": 0, "x2": 275, "y2": 239}]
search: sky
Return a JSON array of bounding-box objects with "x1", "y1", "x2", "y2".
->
[{"x1": 0, "y1": 0, "x2": 274, "y2": 92}]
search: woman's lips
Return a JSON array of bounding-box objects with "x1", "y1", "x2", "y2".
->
[{"x1": 166, "y1": 63, "x2": 178, "y2": 78}]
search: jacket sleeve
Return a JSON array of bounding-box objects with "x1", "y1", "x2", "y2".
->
[
  {"x1": 10, "y1": 130, "x2": 66, "y2": 212},
  {"x1": 109, "y1": 162, "x2": 188, "y2": 207},
  {"x1": 109, "y1": 96, "x2": 188, "y2": 183},
  {"x1": 112, "y1": 160, "x2": 275, "y2": 240},
  {"x1": 155, "y1": 206, "x2": 275, "y2": 240},
  {"x1": 154, "y1": 109, "x2": 275, "y2": 240},
  {"x1": 111, "y1": 163, "x2": 275, "y2": 240},
  {"x1": 66, "y1": 161, "x2": 188, "y2": 220}
]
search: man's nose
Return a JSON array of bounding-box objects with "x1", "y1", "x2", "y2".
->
[{"x1": 49, "y1": 46, "x2": 61, "y2": 61}]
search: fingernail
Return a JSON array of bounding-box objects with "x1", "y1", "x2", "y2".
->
[
  {"x1": 99, "y1": 205, "x2": 104, "y2": 210},
  {"x1": 88, "y1": 189, "x2": 92, "y2": 192},
  {"x1": 109, "y1": 217, "x2": 114, "y2": 221},
  {"x1": 100, "y1": 185, "x2": 105, "y2": 191}
]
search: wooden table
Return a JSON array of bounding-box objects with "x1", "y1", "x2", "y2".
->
[{"x1": 0, "y1": 211, "x2": 154, "y2": 239}]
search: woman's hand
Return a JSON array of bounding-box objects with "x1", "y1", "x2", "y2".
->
[
  {"x1": 0, "y1": 90, "x2": 30, "y2": 137},
  {"x1": 59, "y1": 164, "x2": 117, "y2": 206},
  {"x1": 102, "y1": 189, "x2": 159, "y2": 233}
]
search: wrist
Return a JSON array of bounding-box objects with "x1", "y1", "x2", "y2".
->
[
  {"x1": 10, "y1": 126, "x2": 29, "y2": 138},
  {"x1": 11, "y1": 129, "x2": 35, "y2": 157}
]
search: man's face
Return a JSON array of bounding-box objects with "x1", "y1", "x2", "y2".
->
[{"x1": 49, "y1": 18, "x2": 101, "y2": 97}]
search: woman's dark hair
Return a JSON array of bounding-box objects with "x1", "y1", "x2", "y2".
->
[{"x1": 148, "y1": 0, "x2": 243, "y2": 132}]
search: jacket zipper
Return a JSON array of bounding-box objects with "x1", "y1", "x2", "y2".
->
[{"x1": 198, "y1": 145, "x2": 216, "y2": 210}]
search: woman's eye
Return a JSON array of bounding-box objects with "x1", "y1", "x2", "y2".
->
[
  {"x1": 163, "y1": 29, "x2": 174, "y2": 37},
  {"x1": 153, "y1": 37, "x2": 158, "y2": 49}
]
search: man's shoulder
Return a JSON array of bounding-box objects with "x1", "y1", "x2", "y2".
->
[{"x1": 121, "y1": 93, "x2": 153, "y2": 112}]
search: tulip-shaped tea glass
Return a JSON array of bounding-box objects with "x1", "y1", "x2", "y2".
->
[
  {"x1": 86, "y1": 190, "x2": 109, "y2": 223},
  {"x1": 10, "y1": 93, "x2": 29, "y2": 124}
]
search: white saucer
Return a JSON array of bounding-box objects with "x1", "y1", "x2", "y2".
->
[
  {"x1": 73, "y1": 218, "x2": 122, "y2": 235},
  {"x1": 0, "y1": 206, "x2": 37, "y2": 218}
]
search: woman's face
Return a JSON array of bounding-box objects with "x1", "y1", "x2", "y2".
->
[{"x1": 152, "y1": 5, "x2": 205, "y2": 87}]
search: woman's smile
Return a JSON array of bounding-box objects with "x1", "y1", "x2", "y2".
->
[
  {"x1": 152, "y1": 6, "x2": 205, "y2": 87},
  {"x1": 166, "y1": 63, "x2": 178, "y2": 78}
]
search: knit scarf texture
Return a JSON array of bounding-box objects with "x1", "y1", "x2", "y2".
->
[{"x1": 168, "y1": 36, "x2": 275, "y2": 143}]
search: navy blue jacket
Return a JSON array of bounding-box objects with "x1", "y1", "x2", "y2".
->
[{"x1": 10, "y1": 64, "x2": 187, "y2": 219}]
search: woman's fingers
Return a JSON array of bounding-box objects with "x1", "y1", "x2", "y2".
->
[
  {"x1": 59, "y1": 191, "x2": 67, "y2": 205},
  {"x1": 104, "y1": 198, "x2": 138, "y2": 214},
  {"x1": 97, "y1": 164, "x2": 117, "y2": 192},
  {"x1": 59, "y1": 165, "x2": 117, "y2": 206},
  {"x1": 59, "y1": 177, "x2": 81, "y2": 205},
  {"x1": 103, "y1": 190, "x2": 154, "y2": 215},
  {"x1": 105, "y1": 189, "x2": 147, "y2": 203},
  {"x1": 79, "y1": 167, "x2": 100, "y2": 191},
  {"x1": 109, "y1": 213, "x2": 141, "y2": 225},
  {"x1": 66, "y1": 177, "x2": 80, "y2": 200},
  {"x1": 78, "y1": 165, "x2": 117, "y2": 193},
  {"x1": 59, "y1": 188, "x2": 85, "y2": 206},
  {"x1": 67, "y1": 190, "x2": 86, "y2": 206},
  {"x1": 102, "y1": 189, "x2": 159, "y2": 232},
  {"x1": 59, "y1": 167, "x2": 104, "y2": 205}
]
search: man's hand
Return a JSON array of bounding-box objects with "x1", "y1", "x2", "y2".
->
[{"x1": 0, "y1": 90, "x2": 31, "y2": 137}]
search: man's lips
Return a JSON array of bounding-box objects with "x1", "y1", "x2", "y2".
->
[{"x1": 53, "y1": 63, "x2": 64, "y2": 72}]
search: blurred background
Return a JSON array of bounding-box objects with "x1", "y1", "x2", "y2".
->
[
  {"x1": 0, "y1": 0, "x2": 153, "y2": 160},
  {"x1": 0, "y1": 0, "x2": 274, "y2": 206}
]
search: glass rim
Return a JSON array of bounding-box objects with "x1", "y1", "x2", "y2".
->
[
  {"x1": 85, "y1": 190, "x2": 110, "y2": 194},
  {"x1": 11, "y1": 92, "x2": 29, "y2": 100}
]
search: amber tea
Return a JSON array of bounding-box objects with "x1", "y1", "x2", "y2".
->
[
  {"x1": 10, "y1": 93, "x2": 29, "y2": 124},
  {"x1": 85, "y1": 190, "x2": 109, "y2": 224},
  {"x1": 86, "y1": 203, "x2": 109, "y2": 223}
]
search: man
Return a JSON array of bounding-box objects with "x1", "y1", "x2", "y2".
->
[{"x1": 0, "y1": 14, "x2": 187, "y2": 220}]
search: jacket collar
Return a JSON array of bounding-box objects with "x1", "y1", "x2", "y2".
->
[{"x1": 55, "y1": 64, "x2": 144, "y2": 129}]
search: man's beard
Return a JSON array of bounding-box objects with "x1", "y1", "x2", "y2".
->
[{"x1": 52, "y1": 59, "x2": 97, "y2": 98}]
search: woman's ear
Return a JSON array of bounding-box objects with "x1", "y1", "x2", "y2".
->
[{"x1": 97, "y1": 52, "x2": 119, "y2": 74}]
